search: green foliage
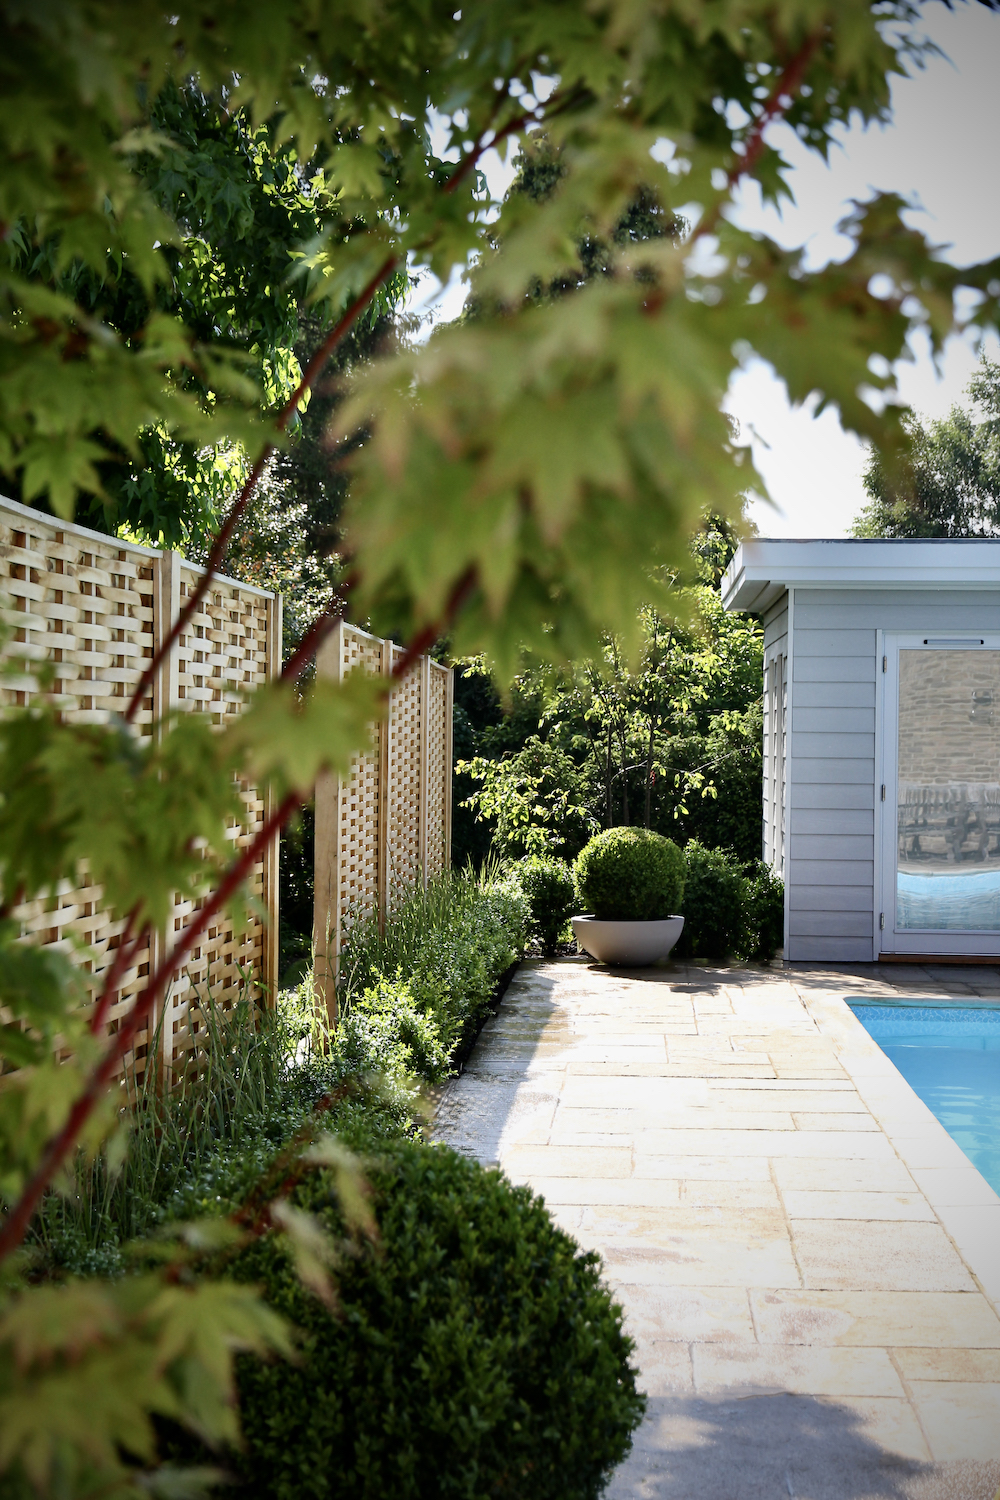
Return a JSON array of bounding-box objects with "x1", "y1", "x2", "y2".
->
[
  {"x1": 852, "y1": 356, "x2": 1000, "y2": 538},
  {"x1": 515, "y1": 855, "x2": 578, "y2": 956},
  {"x1": 741, "y1": 860, "x2": 785, "y2": 963},
  {"x1": 176, "y1": 1140, "x2": 645, "y2": 1500},
  {"x1": 574, "y1": 828, "x2": 685, "y2": 922},
  {"x1": 338, "y1": 871, "x2": 529, "y2": 1069},
  {"x1": 459, "y1": 566, "x2": 766, "y2": 865},
  {"x1": 458, "y1": 735, "x2": 600, "y2": 860},
  {"x1": 675, "y1": 842, "x2": 746, "y2": 961}
]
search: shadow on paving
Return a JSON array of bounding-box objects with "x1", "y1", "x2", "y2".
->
[{"x1": 609, "y1": 1393, "x2": 1000, "y2": 1500}]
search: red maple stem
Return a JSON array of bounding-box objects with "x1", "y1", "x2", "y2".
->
[
  {"x1": 88, "y1": 908, "x2": 145, "y2": 1035},
  {"x1": 690, "y1": 30, "x2": 822, "y2": 246}
]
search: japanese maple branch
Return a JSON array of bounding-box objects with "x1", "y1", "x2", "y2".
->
[
  {"x1": 124, "y1": 78, "x2": 569, "y2": 728},
  {"x1": 692, "y1": 29, "x2": 823, "y2": 243},
  {"x1": 124, "y1": 259, "x2": 399, "y2": 724}
]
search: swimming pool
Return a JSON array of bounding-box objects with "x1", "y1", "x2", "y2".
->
[{"x1": 847, "y1": 1002, "x2": 1000, "y2": 1196}]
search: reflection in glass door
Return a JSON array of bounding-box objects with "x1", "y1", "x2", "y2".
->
[{"x1": 888, "y1": 642, "x2": 1000, "y2": 948}]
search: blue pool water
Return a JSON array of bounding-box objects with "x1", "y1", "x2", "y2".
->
[{"x1": 848, "y1": 1003, "x2": 1000, "y2": 1195}]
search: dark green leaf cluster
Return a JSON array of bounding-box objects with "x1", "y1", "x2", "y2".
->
[
  {"x1": 674, "y1": 841, "x2": 745, "y2": 960},
  {"x1": 177, "y1": 1140, "x2": 645, "y2": 1500},
  {"x1": 574, "y1": 827, "x2": 685, "y2": 921},
  {"x1": 672, "y1": 841, "x2": 785, "y2": 963},
  {"x1": 513, "y1": 855, "x2": 578, "y2": 956},
  {"x1": 741, "y1": 860, "x2": 785, "y2": 964}
]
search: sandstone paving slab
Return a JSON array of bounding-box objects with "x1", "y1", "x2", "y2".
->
[
  {"x1": 502, "y1": 1143, "x2": 632, "y2": 1178},
  {"x1": 773, "y1": 1156, "x2": 920, "y2": 1194},
  {"x1": 634, "y1": 1127, "x2": 898, "y2": 1159},
  {"x1": 792, "y1": 1111, "x2": 882, "y2": 1131},
  {"x1": 530, "y1": 1176, "x2": 682, "y2": 1208},
  {"x1": 791, "y1": 1220, "x2": 978, "y2": 1293},
  {"x1": 692, "y1": 1342, "x2": 906, "y2": 1398},
  {"x1": 909, "y1": 1166, "x2": 1000, "y2": 1207},
  {"x1": 749, "y1": 1290, "x2": 1000, "y2": 1348},
  {"x1": 907, "y1": 1383, "x2": 1000, "y2": 1461},
  {"x1": 612, "y1": 1283, "x2": 755, "y2": 1344},
  {"x1": 894, "y1": 1349, "x2": 1000, "y2": 1381},
  {"x1": 632, "y1": 1152, "x2": 774, "y2": 1181},
  {"x1": 782, "y1": 1190, "x2": 936, "y2": 1221},
  {"x1": 677, "y1": 1178, "x2": 782, "y2": 1209}
]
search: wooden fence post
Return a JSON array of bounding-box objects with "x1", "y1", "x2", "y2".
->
[
  {"x1": 151, "y1": 549, "x2": 181, "y2": 1091},
  {"x1": 377, "y1": 637, "x2": 392, "y2": 930},
  {"x1": 261, "y1": 591, "x2": 282, "y2": 1004},
  {"x1": 312, "y1": 621, "x2": 344, "y2": 1021},
  {"x1": 418, "y1": 654, "x2": 431, "y2": 889},
  {"x1": 444, "y1": 665, "x2": 454, "y2": 870}
]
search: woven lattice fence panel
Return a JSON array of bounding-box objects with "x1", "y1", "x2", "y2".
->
[
  {"x1": 386, "y1": 645, "x2": 423, "y2": 909},
  {"x1": 164, "y1": 563, "x2": 279, "y2": 1084},
  {"x1": 313, "y1": 625, "x2": 453, "y2": 1008},
  {"x1": 0, "y1": 495, "x2": 280, "y2": 1089}
]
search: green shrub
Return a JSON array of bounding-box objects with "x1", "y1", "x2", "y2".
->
[
  {"x1": 338, "y1": 872, "x2": 530, "y2": 1076},
  {"x1": 516, "y1": 854, "x2": 577, "y2": 954},
  {"x1": 675, "y1": 841, "x2": 745, "y2": 960},
  {"x1": 167, "y1": 1140, "x2": 645, "y2": 1500},
  {"x1": 574, "y1": 827, "x2": 685, "y2": 921},
  {"x1": 741, "y1": 860, "x2": 784, "y2": 961}
]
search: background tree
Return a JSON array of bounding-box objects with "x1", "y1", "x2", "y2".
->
[
  {"x1": 457, "y1": 524, "x2": 766, "y2": 866},
  {"x1": 852, "y1": 356, "x2": 1000, "y2": 537}
]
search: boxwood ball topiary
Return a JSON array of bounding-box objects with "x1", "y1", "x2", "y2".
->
[
  {"x1": 220, "y1": 1140, "x2": 646, "y2": 1500},
  {"x1": 574, "y1": 827, "x2": 685, "y2": 922}
]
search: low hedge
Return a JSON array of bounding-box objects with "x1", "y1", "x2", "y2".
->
[
  {"x1": 515, "y1": 855, "x2": 577, "y2": 954},
  {"x1": 166, "y1": 1141, "x2": 646, "y2": 1500},
  {"x1": 336, "y1": 877, "x2": 530, "y2": 1083},
  {"x1": 676, "y1": 843, "x2": 784, "y2": 962},
  {"x1": 574, "y1": 827, "x2": 685, "y2": 921}
]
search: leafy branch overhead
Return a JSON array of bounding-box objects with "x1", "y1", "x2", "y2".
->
[{"x1": 2, "y1": 3, "x2": 1000, "y2": 1496}]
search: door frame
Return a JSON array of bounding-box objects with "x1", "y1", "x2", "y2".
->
[{"x1": 878, "y1": 630, "x2": 1000, "y2": 956}]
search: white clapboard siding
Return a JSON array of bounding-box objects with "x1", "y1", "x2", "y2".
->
[{"x1": 786, "y1": 586, "x2": 1000, "y2": 960}]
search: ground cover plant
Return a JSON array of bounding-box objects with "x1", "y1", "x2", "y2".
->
[{"x1": 4, "y1": 1, "x2": 1000, "y2": 1494}]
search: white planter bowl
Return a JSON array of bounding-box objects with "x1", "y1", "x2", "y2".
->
[{"x1": 572, "y1": 915, "x2": 684, "y2": 967}]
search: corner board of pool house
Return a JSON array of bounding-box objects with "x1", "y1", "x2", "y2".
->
[
  {"x1": 0, "y1": 492, "x2": 281, "y2": 1088},
  {"x1": 311, "y1": 620, "x2": 453, "y2": 1016},
  {"x1": 723, "y1": 537, "x2": 1000, "y2": 966}
]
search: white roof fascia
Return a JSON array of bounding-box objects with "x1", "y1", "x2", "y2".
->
[{"x1": 722, "y1": 537, "x2": 1000, "y2": 613}]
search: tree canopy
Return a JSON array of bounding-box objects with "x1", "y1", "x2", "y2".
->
[{"x1": 852, "y1": 356, "x2": 1000, "y2": 537}]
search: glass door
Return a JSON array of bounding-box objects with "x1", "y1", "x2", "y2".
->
[{"x1": 881, "y1": 634, "x2": 1000, "y2": 955}]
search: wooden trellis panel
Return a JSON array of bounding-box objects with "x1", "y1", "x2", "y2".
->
[
  {"x1": 0, "y1": 493, "x2": 280, "y2": 1089},
  {"x1": 313, "y1": 623, "x2": 453, "y2": 1011}
]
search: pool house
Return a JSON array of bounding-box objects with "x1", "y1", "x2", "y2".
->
[{"x1": 723, "y1": 537, "x2": 1000, "y2": 963}]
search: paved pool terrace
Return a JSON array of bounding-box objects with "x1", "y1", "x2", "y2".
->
[{"x1": 433, "y1": 958, "x2": 1000, "y2": 1500}]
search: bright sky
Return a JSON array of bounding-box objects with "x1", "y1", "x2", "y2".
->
[{"x1": 408, "y1": 3, "x2": 1000, "y2": 539}]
